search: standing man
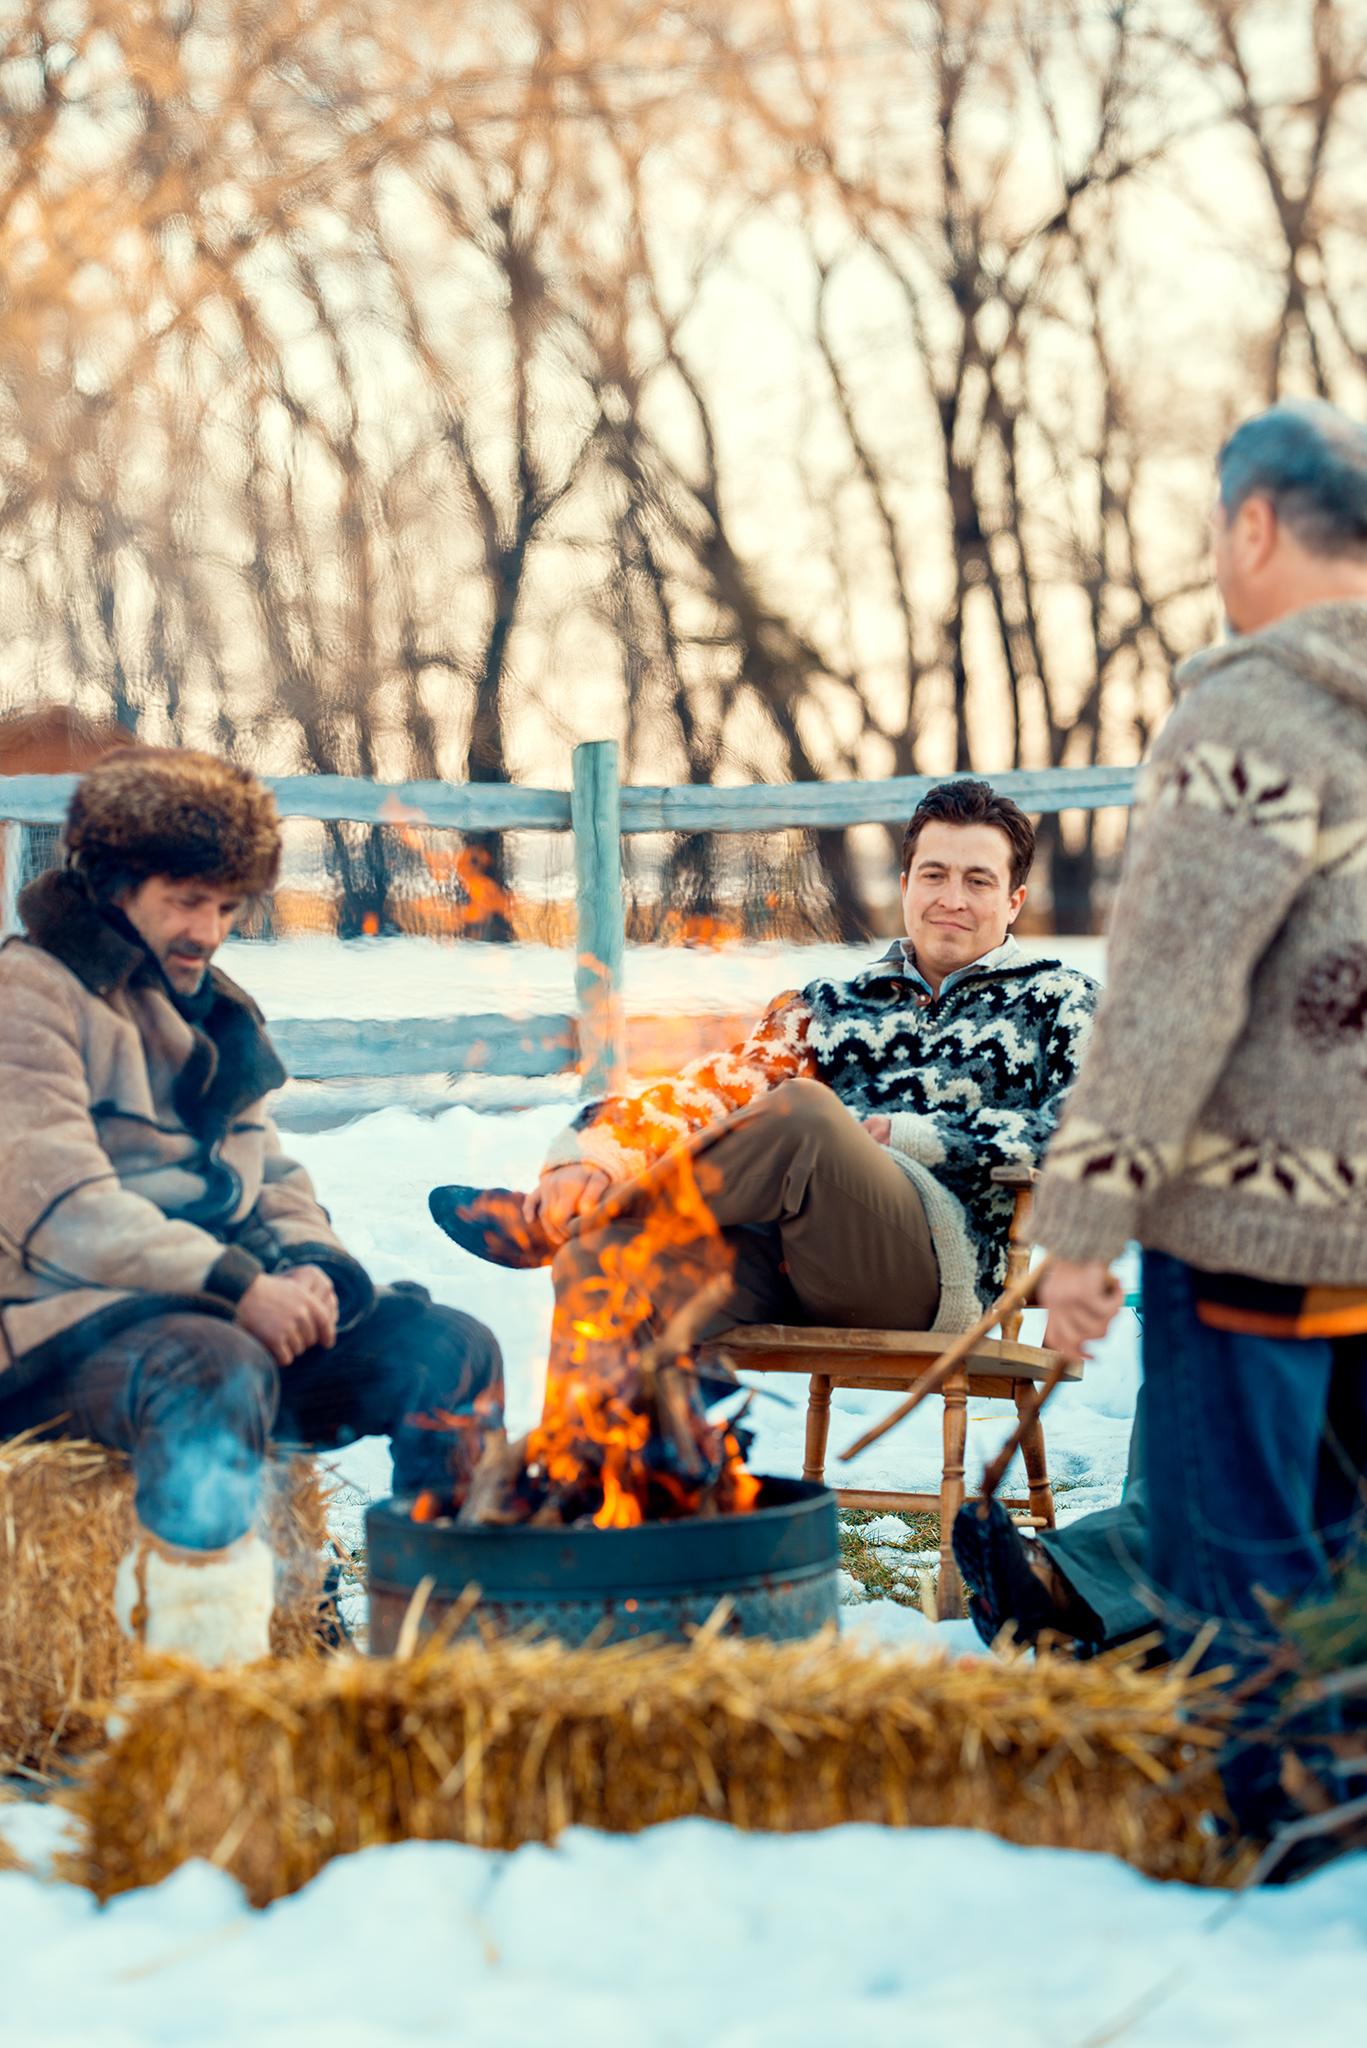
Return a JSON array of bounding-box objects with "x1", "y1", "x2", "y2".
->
[
  {"x1": 1031, "y1": 400, "x2": 1367, "y2": 1830},
  {"x1": 0, "y1": 747, "x2": 503, "y2": 1666}
]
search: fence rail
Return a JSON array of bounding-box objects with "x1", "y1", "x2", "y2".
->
[
  {"x1": 1, "y1": 749, "x2": 1139, "y2": 1092},
  {"x1": 0, "y1": 761, "x2": 1139, "y2": 834}
]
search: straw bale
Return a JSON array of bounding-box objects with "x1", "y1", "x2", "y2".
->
[
  {"x1": 72, "y1": 1627, "x2": 1240, "y2": 1905},
  {"x1": 0, "y1": 1437, "x2": 332, "y2": 1770},
  {"x1": 0, "y1": 1806, "x2": 23, "y2": 1874}
]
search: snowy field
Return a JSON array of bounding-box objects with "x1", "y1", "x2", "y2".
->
[
  {"x1": 3, "y1": 932, "x2": 1364, "y2": 2043},
  {"x1": 4, "y1": 1798, "x2": 1367, "y2": 2047}
]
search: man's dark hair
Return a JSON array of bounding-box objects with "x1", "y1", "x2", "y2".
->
[
  {"x1": 900, "y1": 778, "x2": 1035, "y2": 892},
  {"x1": 1218, "y1": 399, "x2": 1367, "y2": 560}
]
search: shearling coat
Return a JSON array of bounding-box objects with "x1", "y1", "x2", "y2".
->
[{"x1": 0, "y1": 870, "x2": 370, "y2": 1392}]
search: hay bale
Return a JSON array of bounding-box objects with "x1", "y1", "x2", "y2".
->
[
  {"x1": 72, "y1": 1628, "x2": 1239, "y2": 1905},
  {"x1": 0, "y1": 1436, "x2": 332, "y2": 1770},
  {"x1": 0, "y1": 1805, "x2": 24, "y2": 1874}
]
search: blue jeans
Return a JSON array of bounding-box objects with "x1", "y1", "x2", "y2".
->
[
  {"x1": 1141, "y1": 1249, "x2": 1367, "y2": 1830},
  {"x1": 7, "y1": 1289, "x2": 504, "y2": 1550}
]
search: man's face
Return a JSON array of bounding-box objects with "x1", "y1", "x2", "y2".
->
[
  {"x1": 900, "y1": 821, "x2": 1026, "y2": 977},
  {"x1": 115, "y1": 875, "x2": 245, "y2": 994}
]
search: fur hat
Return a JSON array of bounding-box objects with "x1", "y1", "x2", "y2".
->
[{"x1": 65, "y1": 747, "x2": 282, "y2": 897}]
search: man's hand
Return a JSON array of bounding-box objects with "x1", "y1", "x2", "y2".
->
[
  {"x1": 1037, "y1": 1259, "x2": 1125, "y2": 1362},
  {"x1": 525, "y1": 1163, "x2": 612, "y2": 1246},
  {"x1": 862, "y1": 1115, "x2": 892, "y2": 1146},
  {"x1": 236, "y1": 1270, "x2": 337, "y2": 1366},
  {"x1": 288, "y1": 1262, "x2": 339, "y2": 1326}
]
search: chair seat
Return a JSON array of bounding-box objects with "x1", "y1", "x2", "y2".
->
[
  {"x1": 722, "y1": 1321, "x2": 1082, "y2": 1622},
  {"x1": 725, "y1": 1323, "x2": 1080, "y2": 1386}
]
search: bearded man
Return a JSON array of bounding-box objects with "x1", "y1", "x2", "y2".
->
[{"x1": 0, "y1": 747, "x2": 502, "y2": 1666}]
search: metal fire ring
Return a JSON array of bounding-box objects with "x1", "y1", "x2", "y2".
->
[{"x1": 366, "y1": 1476, "x2": 840, "y2": 1652}]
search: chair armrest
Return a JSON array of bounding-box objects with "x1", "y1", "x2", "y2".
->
[{"x1": 989, "y1": 1162, "x2": 1039, "y2": 1189}]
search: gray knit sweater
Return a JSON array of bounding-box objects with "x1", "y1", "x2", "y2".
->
[{"x1": 1031, "y1": 599, "x2": 1367, "y2": 1285}]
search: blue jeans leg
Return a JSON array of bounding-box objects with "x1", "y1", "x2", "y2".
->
[
  {"x1": 1141, "y1": 1249, "x2": 1367, "y2": 1831},
  {"x1": 1142, "y1": 1249, "x2": 1339, "y2": 1672}
]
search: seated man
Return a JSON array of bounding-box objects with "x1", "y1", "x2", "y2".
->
[
  {"x1": 0, "y1": 747, "x2": 502, "y2": 1667},
  {"x1": 433, "y1": 774, "x2": 1093, "y2": 1409}
]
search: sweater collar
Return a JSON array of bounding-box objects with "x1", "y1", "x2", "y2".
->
[
  {"x1": 1176, "y1": 598, "x2": 1367, "y2": 716},
  {"x1": 860, "y1": 933, "x2": 1028, "y2": 999}
]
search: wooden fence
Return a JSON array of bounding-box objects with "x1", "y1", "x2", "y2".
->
[{"x1": 1, "y1": 745, "x2": 1138, "y2": 1093}]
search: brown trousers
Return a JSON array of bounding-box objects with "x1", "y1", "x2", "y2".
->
[{"x1": 552, "y1": 1078, "x2": 939, "y2": 1343}]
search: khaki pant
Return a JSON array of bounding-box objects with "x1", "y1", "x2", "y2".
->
[{"x1": 552, "y1": 1078, "x2": 939, "y2": 1344}]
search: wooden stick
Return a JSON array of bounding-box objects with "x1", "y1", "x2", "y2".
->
[
  {"x1": 837, "y1": 1255, "x2": 1055, "y2": 1463},
  {"x1": 977, "y1": 1355, "x2": 1071, "y2": 1503},
  {"x1": 639, "y1": 1273, "x2": 736, "y2": 1377}
]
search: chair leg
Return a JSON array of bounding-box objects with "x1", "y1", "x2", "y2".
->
[
  {"x1": 937, "y1": 1365, "x2": 969, "y2": 1620},
  {"x1": 1014, "y1": 1386, "x2": 1056, "y2": 1529},
  {"x1": 803, "y1": 1374, "x2": 833, "y2": 1484}
]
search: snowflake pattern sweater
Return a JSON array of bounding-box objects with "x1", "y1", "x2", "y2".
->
[
  {"x1": 545, "y1": 940, "x2": 1098, "y2": 1331},
  {"x1": 1031, "y1": 599, "x2": 1367, "y2": 1286}
]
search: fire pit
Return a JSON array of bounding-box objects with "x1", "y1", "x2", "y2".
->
[{"x1": 366, "y1": 1476, "x2": 839, "y2": 1651}]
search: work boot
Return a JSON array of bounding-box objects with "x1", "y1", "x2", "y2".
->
[
  {"x1": 952, "y1": 1497, "x2": 1103, "y2": 1654},
  {"x1": 114, "y1": 1527, "x2": 275, "y2": 1668},
  {"x1": 428, "y1": 1184, "x2": 553, "y2": 1269}
]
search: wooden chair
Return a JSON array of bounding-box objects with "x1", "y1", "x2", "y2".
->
[{"x1": 722, "y1": 1164, "x2": 1083, "y2": 1619}]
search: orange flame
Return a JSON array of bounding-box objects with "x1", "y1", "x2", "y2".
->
[{"x1": 503, "y1": 1140, "x2": 760, "y2": 1528}]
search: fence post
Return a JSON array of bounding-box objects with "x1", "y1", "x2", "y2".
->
[
  {"x1": 0, "y1": 822, "x2": 20, "y2": 938},
  {"x1": 572, "y1": 740, "x2": 626, "y2": 1098}
]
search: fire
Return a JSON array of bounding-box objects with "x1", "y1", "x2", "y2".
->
[
  {"x1": 410, "y1": 1146, "x2": 764, "y2": 1531},
  {"x1": 378, "y1": 797, "x2": 764, "y2": 1533}
]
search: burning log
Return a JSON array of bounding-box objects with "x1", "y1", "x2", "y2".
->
[
  {"x1": 419, "y1": 1351, "x2": 758, "y2": 1532},
  {"x1": 412, "y1": 1240, "x2": 763, "y2": 1532}
]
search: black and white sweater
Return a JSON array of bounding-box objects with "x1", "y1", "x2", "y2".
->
[{"x1": 545, "y1": 939, "x2": 1098, "y2": 1330}]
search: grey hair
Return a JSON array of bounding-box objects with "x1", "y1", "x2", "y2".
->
[{"x1": 1218, "y1": 399, "x2": 1367, "y2": 559}]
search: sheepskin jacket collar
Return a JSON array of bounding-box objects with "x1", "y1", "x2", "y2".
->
[{"x1": 16, "y1": 867, "x2": 286, "y2": 1130}]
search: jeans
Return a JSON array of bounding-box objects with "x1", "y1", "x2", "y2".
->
[
  {"x1": 8, "y1": 1288, "x2": 504, "y2": 1550},
  {"x1": 1141, "y1": 1248, "x2": 1367, "y2": 1830}
]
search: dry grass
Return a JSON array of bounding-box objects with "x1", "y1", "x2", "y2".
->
[
  {"x1": 69, "y1": 1622, "x2": 1241, "y2": 1907},
  {"x1": 0, "y1": 1437, "x2": 332, "y2": 1771}
]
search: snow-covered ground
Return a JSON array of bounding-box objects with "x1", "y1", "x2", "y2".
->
[
  {"x1": 5, "y1": 932, "x2": 1360, "y2": 2043},
  {"x1": 3, "y1": 1799, "x2": 1367, "y2": 2047}
]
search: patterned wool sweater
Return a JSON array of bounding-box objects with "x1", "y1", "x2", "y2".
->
[
  {"x1": 1032, "y1": 599, "x2": 1367, "y2": 1285},
  {"x1": 545, "y1": 940, "x2": 1098, "y2": 1330}
]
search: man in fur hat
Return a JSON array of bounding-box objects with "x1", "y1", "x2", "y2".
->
[{"x1": 0, "y1": 747, "x2": 503, "y2": 1667}]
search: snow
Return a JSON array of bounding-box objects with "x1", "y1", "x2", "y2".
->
[
  {"x1": 7, "y1": 929, "x2": 1352, "y2": 2041},
  {"x1": 2, "y1": 1812, "x2": 1366, "y2": 2047},
  {"x1": 221, "y1": 930, "x2": 1106, "y2": 1022}
]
